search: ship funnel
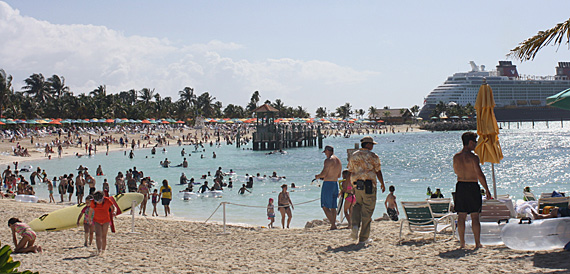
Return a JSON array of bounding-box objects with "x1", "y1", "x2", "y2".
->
[
  {"x1": 556, "y1": 62, "x2": 570, "y2": 80},
  {"x1": 496, "y1": 61, "x2": 519, "y2": 78},
  {"x1": 469, "y1": 61, "x2": 480, "y2": 72}
]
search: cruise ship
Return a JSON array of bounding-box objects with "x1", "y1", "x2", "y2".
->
[{"x1": 418, "y1": 61, "x2": 570, "y2": 121}]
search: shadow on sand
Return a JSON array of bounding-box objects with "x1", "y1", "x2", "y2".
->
[
  {"x1": 62, "y1": 254, "x2": 96, "y2": 261},
  {"x1": 325, "y1": 243, "x2": 370, "y2": 253},
  {"x1": 437, "y1": 248, "x2": 477, "y2": 259},
  {"x1": 533, "y1": 251, "x2": 570, "y2": 271}
]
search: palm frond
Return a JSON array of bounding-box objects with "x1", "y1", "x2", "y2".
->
[{"x1": 509, "y1": 18, "x2": 570, "y2": 61}]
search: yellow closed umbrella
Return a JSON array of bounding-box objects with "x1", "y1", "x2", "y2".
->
[{"x1": 474, "y1": 80, "x2": 503, "y2": 198}]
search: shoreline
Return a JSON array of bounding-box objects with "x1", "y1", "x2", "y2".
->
[{"x1": 2, "y1": 199, "x2": 569, "y2": 273}]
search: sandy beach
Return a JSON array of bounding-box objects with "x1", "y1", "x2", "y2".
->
[{"x1": 1, "y1": 199, "x2": 569, "y2": 274}]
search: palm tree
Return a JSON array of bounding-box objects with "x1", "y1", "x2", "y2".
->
[
  {"x1": 383, "y1": 111, "x2": 391, "y2": 121},
  {"x1": 272, "y1": 99, "x2": 286, "y2": 117},
  {"x1": 196, "y1": 92, "x2": 216, "y2": 117},
  {"x1": 138, "y1": 88, "x2": 155, "y2": 105},
  {"x1": 410, "y1": 105, "x2": 420, "y2": 118},
  {"x1": 223, "y1": 104, "x2": 245, "y2": 118},
  {"x1": 90, "y1": 85, "x2": 106, "y2": 98},
  {"x1": 368, "y1": 106, "x2": 377, "y2": 120},
  {"x1": 335, "y1": 102, "x2": 353, "y2": 120},
  {"x1": 509, "y1": 18, "x2": 570, "y2": 61},
  {"x1": 315, "y1": 107, "x2": 327, "y2": 118},
  {"x1": 294, "y1": 106, "x2": 309, "y2": 118},
  {"x1": 246, "y1": 90, "x2": 260, "y2": 113},
  {"x1": 23, "y1": 73, "x2": 52, "y2": 104},
  {"x1": 179, "y1": 87, "x2": 196, "y2": 116},
  {"x1": 356, "y1": 109, "x2": 365, "y2": 119},
  {"x1": 0, "y1": 69, "x2": 13, "y2": 117},
  {"x1": 432, "y1": 101, "x2": 447, "y2": 118},
  {"x1": 47, "y1": 75, "x2": 69, "y2": 98}
]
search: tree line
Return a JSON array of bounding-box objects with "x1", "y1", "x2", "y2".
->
[{"x1": 0, "y1": 69, "x2": 419, "y2": 120}]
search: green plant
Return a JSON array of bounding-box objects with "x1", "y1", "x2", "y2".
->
[{"x1": 0, "y1": 245, "x2": 38, "y2": 274}]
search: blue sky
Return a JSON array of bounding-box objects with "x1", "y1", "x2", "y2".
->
[{"x1": 1, "y1": 1, "x2": 570, "y2": 116}]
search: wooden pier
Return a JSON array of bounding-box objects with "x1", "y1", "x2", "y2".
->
[{"x1": 251, "y1": 104, "x2": 322, "y2": 151}]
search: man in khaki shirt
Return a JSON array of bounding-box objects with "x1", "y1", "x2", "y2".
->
[{"x1": 346, "y1": 136, "x2": 385, "y2": 244}]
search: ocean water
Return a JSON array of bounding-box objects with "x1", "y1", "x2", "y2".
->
[{"x1": 5, "y1": 121, "x2": 570, "y2": 228}]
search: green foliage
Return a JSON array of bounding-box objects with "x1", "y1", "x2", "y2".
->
[
  {"x1": 430, "y1": 101, "x2": 475, "y2": 118},
  {"x1": 0, "y1": 245, "x2": 38, "y2": 274}
]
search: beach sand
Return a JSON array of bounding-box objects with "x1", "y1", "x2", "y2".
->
[{"x1": 1, "y1": 199, "x2": 569, "y2": 273}]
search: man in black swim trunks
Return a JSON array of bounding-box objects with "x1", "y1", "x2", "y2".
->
[{"x1": 453, "y1": 132, "x2": 492, "y2": 249}]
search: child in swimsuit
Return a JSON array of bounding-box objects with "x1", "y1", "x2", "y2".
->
[
  {"x1": 8, "y1": 217, "x2": 41, "y2": 253},
  {"x1": 267, "y1": 198, "x2": 275, "y2": 228},
  {"x1": 77, "y1": 195, "x2": 95, "y2": 246},
  {"x1": 385, "y1": 185, "x2": 399, "y2": 221},
  {"x1": 151, "y1": 189, "x2": 159, "y2": 217},
  {"x1": 46, "y1": 178, "x2": 55, "y2": 203},
  {"x1": 339, "y1": 170, "x2": 356, "y2": 228}
]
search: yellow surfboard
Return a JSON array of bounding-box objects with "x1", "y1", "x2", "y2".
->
[{"x1": 29, "y1": 193, "x2": 144, "y2": 232}]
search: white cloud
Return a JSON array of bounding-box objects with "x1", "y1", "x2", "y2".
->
[{"x1": 0, "y1": 1, "x2": 379, "y2": 114}]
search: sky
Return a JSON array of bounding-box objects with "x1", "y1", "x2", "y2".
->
[{"x1": 1, "y1": 1, "x2": 570, "y2": 116}]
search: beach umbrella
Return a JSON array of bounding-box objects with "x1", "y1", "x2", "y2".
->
[
  {"x1": 474, "y1": 80, "x2": 503, "y2": 199},
  {"x1": 546, "y1": 88, "x2": 570, "y2": 110},
  {"x1": 142, "y1": 119, "x2": 151, "y2": 124},
  {"x1": 0, "y1": 121, "x2": 4, "y2": 125},
  {"x1": 105, "y1": 119, "x2": 114, "y2": 123},
  {"x1": 176, "y1": 120, "x2": 185, "y2": 124},
  {"x1": 49, "y1": 120, "x2": 62, "y2": 125}
]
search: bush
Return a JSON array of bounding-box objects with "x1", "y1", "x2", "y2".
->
[{"x1": 0, "y1": 245, "x2": 38, "y2": 274}]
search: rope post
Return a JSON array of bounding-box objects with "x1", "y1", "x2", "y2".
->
[
  {"x1": 220, "y1": 202, "x2": 230, "y2": 235},
  {"x1": 129, "y1": 200, "x2": 140, "y2": 234}
]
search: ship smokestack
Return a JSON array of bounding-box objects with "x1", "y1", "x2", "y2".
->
[
  {"x1": 496, "y1": 61, "x2": 519, "y2": 78},
  {"x1": 556, "y1": 62, "x2": 570, "y2": 80}
]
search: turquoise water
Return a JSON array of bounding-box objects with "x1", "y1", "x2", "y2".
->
[{"x1": 6, "y1": 122, "x2": 570, "y2": 228}]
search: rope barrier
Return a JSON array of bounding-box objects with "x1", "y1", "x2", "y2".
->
[
  {"x1": 204, "y1": 202, "x2": 223, "y2": 223},
  {"x1": 132, "y1": 196, "x2": 322, "y2": 234}
]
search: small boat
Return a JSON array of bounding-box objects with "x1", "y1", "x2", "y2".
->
[{"x1": 19, "y1": 165, "x2": 33, "y2": 172}]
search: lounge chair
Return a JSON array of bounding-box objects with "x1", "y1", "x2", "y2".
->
[
  {"x1": 399, "y1": 201, "x2": 455, "y2": 242},
  {"x1": 480, "y1": 200, "x2": 512, "y2": 222},
  {"x1": 426, "y1": 198, "x2": 452, "y2": 218},
  {"x1": 523, "y1": 191, "x2": 536, "y2": 201},
  {"x1": 538, "y1": 197, "x2": 570, "y2": 213}
]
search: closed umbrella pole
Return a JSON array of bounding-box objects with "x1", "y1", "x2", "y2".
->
[{"x1": 474, "y1": 78, "x2": 503, "y2": 199}]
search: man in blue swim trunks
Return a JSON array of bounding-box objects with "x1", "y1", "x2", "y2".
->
[{"x1": 315, "y1": 145, "x2": 342, "y2": 230}]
